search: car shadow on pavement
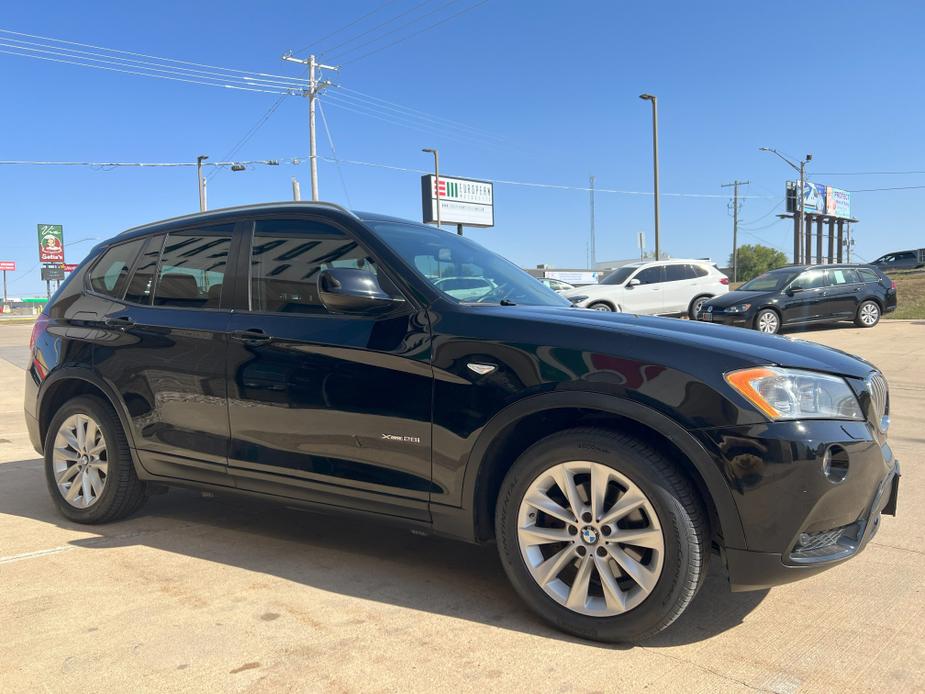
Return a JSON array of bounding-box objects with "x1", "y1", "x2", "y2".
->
[{"x1": 2, "y1": 458, "x2": 767, "y2": 647}]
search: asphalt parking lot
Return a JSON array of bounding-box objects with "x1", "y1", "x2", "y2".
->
[{"x1": 1, "y1": 321, "x2": 923, "y2": 693}]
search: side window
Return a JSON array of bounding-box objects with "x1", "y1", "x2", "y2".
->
[
  {"x1": 634, "y1": 266, "x2": 663, "y2": 285},
  {"x1": 795, "y1": 269, "x2": 826, "y2": 289},
  {"x1": 690, "y1": 264, "x2": 709, "y2": 278},
  {"x1": 664, "y1": 264, "x2": 694, "y2": 282},
  {"x1": 124, "y1": 235, "x2": 165, "y2": 305},
  {"x1": 250, "y1": 219, "x2": 383, "y2": 314},
  {"x1": 859, "y1": 268, "x2": 881, "y2": 283},
  {"x1": 88, "y1": 238, "x2": 145, "y2": 299},
  {"x1": 152, "y1": 227, "x2": 233, "y2": 308},
  {"x1": 900, "y1": 252, "x2": 916, "y2": 261}
]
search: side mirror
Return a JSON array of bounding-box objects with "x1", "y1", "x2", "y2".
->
[
  {"x1": 627, "y1": 278, "x2": 641, "y2": 288},
  {"x1": 318, "y1": 268, "x2": 403, "y2": 314},
  {"x1": 787, "y1": 284, "x2": 803, "y2": 295}
]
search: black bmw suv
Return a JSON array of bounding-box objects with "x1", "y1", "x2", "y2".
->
[
  {"x1": 700, "y1": 264, "x2": 897, "y2": 334},
  {"x1": 25, "y1": 203, "x2": 899, "y2": 642}
]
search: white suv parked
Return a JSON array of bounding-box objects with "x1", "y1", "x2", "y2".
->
[{"x1": 563, "y1": 259, "x2": 729, "y2": 317}]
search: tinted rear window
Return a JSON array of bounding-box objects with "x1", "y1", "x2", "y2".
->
[{"x1": 88, "y1": 239, "x2": 145, "y2": 299}]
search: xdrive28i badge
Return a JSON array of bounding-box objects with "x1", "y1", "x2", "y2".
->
[{"x1": 381, "y1": 434, "x2": 422, "y2": 444}]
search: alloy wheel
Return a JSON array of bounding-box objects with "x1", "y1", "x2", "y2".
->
[
  {"x1": 516, "y1": 460, "x2": 665, "y2": 616},
  {"x1": 692, "y1": 298, "x2": 706, "y2": 318},
  {"x1": 859, "y1": 303, "x2": 879, "y2": 326},
  {"x1": 52, "y1": 413, "x2": 108, "y2": 509},
  {"x1": 589, "y1": 303, "x2": 612, "y2": 312},
  {"x1": 757, "y1": 311, "x2": 779, "y2": 333}
]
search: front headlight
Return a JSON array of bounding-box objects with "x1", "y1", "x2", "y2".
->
[
  {"x1": 725, "y1": 367, "x2": 863, "y2": 420},
  {"x1": 725, "y1": 303, "x2": 752, "y2": 313},
  {"x1": 569, "y1": 295, "x2": 589, "y2": 304}
]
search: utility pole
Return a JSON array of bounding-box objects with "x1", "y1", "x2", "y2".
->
[
  {"x1": 721, "y1": 179, "x2": 750, "y2": 283},
  {"x1": 196, "y1": 155, "x2": 208, "y2": 212},
  {"x1": 639, "y1": 94, "x2": 660, "y2": 260},
  {"x1": 282, "y1": 53, "x2": 338, "y2": 201},
  {"x1": 589, "y1": 175, "x2": 596, "y2": 268},
  {"x1": 759, "y1": 148, "x2": 811, "y2": 264}
]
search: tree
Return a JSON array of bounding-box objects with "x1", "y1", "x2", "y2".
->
[{"x1": 732, "y1": 244, "x2": 788, "y2": 283}]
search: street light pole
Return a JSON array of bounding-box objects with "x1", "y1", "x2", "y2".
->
[
  {"x1": 196, "y1": 155, "x2": 208, "y2": 212},
  {"x1": 422, "y1": 148, "x2": 443, "y2": 231},
  {"x1": 639, "y1": 94, "x2": 660, "y2": 260},
  {"x1": 759, "y1": 147, "x2": 812, "y2": 265}
]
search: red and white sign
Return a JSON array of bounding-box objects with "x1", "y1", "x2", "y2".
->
[
  {"x1": 0, "y1": 261, "x2": 15, "y2": 272},
  {"x1": 62, "y1": 263, "x2": 78, "y2": 273}
]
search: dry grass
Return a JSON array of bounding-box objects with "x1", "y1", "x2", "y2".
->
[{"x1": 888, "y1": 271, "x2": 925, "y2": 320}]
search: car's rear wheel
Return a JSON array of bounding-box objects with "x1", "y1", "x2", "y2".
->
[
  {"x1": 755, "y1": 308, "x2": 780, "y2": 334},
  {"x1": 588, "y1": 302, "x2": 614, "y2": 312},
  {"x1": 495, "y1": 428, "x2": 708, "y2": 643},
  {"x1": 855, "y1": 300, "x2": 881, "y2": 328},
  {"x1": 44, "y1": 395, "x2": 147, "y2": 524}
]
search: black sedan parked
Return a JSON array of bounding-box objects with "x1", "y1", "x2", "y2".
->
[{"x1": 700, "y1": 264, "x2": 897, "y2": 334}]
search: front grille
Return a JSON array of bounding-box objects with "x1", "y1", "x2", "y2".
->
[{"x1": 868, "y1": 372, "x2": 889, "y2": 432}]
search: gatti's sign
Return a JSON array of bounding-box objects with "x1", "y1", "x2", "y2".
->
[{"x1": 37, "y1": 224, "x2": 65, "y2": 262}]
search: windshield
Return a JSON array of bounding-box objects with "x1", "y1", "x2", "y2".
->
[
  {"x1": 739, "y1": 271, "x2": 798, "y2": 292},
  {"x1": 368, "y1": 221, "x2": 571, "y2": 307},
  {"x1": 600, "y1": 266, "x2": 638, "y2": 285}
]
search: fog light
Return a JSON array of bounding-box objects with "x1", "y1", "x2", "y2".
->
[{"x1": 822, "y1": 445, "x2": 849, "y2": 483}]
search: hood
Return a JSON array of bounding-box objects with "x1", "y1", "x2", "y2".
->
[
  {"x1": 705, "y1": 290, "x2": 775, "y2": 308},
  {"x1": 469, "y1": 304, "x2": 873, "y2": 379},
  {"x1": 563, "y1": 284, "x2": 618, "y2": 299}
]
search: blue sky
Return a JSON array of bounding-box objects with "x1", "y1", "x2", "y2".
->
[{"x1": 2, "y1": 1, "x2": 924, "y2": 296}]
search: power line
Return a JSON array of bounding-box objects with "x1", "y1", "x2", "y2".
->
[
  {"x1": 315, "y1": 0, "x2": 439, "y2": 58},
  {"x1": 0, "y1": 27, "x2": 309, "y2": 82},
  {"x1": 294, "y1": 0, "x2": 402, "y2": 54},
  {"x1": 317, "y1": 100, "x2": 352, "y2": 208},
  {"x1": 0, "y1": 36, "x2": 308, "y2": 88},
  {"x1": 739, "y1": 199, "x2": 784, "y2": 227},
  {"x1": 848, "y1": 185, "x2": 925, "y2": 192},
  {"x1": 324, "y1": 0, "x2": 462, "y2": 61},
  {"x1": 338, "y1": 0, "x2": 491, "y2": 65},
  {"x1": 0, "y1": 159, "x2": 282, "y2": 168},
  {"x1": 208, "y1": 95, "x2": 288, "y2": 181},
  {"x1": 0, "y1": 47, "x2": 298, "y2": 95},
  {"x1": 336, "y1": 85, "x2": 503, "y2": 139},
  {"x1": 814, "y1": 170, "x2": 925, "y2": 176},
  {"x1": 321, "y1": 92, "x2": 504, "y2": 148}
]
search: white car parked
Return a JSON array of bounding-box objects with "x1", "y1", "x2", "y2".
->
[{"x1": 564, "y1": 259, "x2": 729, "y2": 317}]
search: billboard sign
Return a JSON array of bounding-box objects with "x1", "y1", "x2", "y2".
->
[
  {"x1": 62, "y1": 263, "x2": 79, "y2": 273},
  {"x1": 801, "y1": 181, "x2": 826, "y2": 215},
  {"x1": 825, "y1": 186, "x2": 851, "y2": 219},
  {"x1": 544, "y1": 270, "x2": 599, "y2": 285},
  {"x1": 41, "y1": 266, "x2": 65, "y2": 281},
  {"x1": 421, "y1": 175, "x2": 494, "y2": 228},
  {"x1": 37, "y1": 224, "x2": 64, "y2": 262},
  {"x1": 0, "y1": 261, "x2": 15, "y2": 271}
]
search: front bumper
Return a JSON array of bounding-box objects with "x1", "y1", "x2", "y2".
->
[
  {"x1": 694, "y1": 419, "x2": 899, "y2": 591},
  {"x1": 724, "y1": 460, "x2": 899, "y2": 590},
  {"x1": 698, "y1": 309, "x2": 753, "y2": 327}
]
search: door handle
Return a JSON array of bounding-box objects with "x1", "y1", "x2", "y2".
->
[
  {"x1": 104, "y1": 316, "x2": 135, "y2": 329},
  {"x1": 231, "y1": 328, "x2": 271, "y2": 344}
]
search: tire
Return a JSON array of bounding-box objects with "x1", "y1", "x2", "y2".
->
[
  {"x1": 495, "y1": 428, "x2": 708, "y2": 643},
  {"x1": 854, "y1": 300, "x2": 881, "y2": 328},
  {"x1": 587, "y1": 302, "x2": 614, "y2": 312},
  {"x1": 44, "y1": 395, "x2": 147, "y2": 524},
  {"x1": 688, "y1": 295, "x2": 710, "y2": 319},
  {"x1": 754, "y1": 308, "x2": 780, "y2": 334}
]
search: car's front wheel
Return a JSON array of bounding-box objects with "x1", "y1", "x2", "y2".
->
[
  {"x1": 587, "y1": 302, "x2": 614, "y2": 312},
  {"x1": 689, "y1": 295, "x2": 710, "y2": 319},
  {"x1": 855, "y1": 300, "x2": 881, "y2": 328},
  {"x1": 755, "y1": 308, "x2": 781, "y2": 334},
  {"x1": 44, "y1": 395, "x2": 147, "y2": 524},
  {"x1": 495, "y1": 428, "x2": 708, "y2": 643}
]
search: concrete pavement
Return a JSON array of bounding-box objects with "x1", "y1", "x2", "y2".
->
[{"x1": 1, "y1": 321, "x2": 923, "y2": 693}]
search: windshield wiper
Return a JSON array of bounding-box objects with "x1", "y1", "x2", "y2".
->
[{"x1": 499, "y1": 299, "x2": 517, "y2": 306}]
